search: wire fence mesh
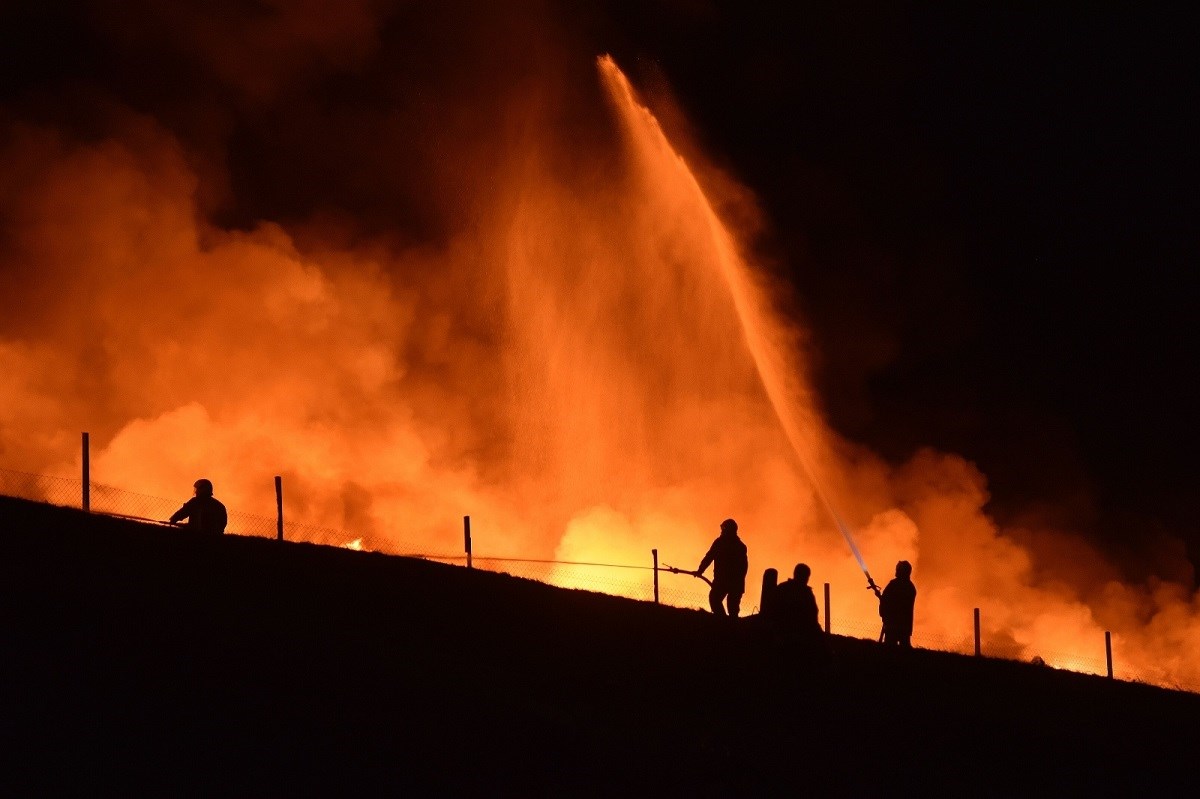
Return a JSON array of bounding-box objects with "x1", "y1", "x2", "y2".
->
[
  {"x1": 0, "y1": 465, "x2": 1192, "y2": 692},
  {"x1": 0, "y1": 468, "x2": 82, "y2": 510}
]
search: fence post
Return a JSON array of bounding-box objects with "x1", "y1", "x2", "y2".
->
[
  {"x1": 81, "y1": 432, "x2": 90, "y2": 511},
  {"x1": 274, "y1": 476, "x2": 284, "y2": 541},
  {"x1": 464, "y1": 515, "x2": 472, "y2": 569},
  {"x1": 974, "y1": 608, "x2": 981, "y2": 656},
  {"x1": 1105, "y1": 631, "x2": 1113, "y2": 679},
  {"x1": 823, "y1": 582, "x2": 831, "y2": 634},
  {"x1": 652, "y1": 549, "x2": 659, "y2": 604},
  {"x1": 760, "y1": 568, "x2": 778, "y2": 618}
]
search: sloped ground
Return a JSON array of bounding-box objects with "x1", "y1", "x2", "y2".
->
[{"x1": 2, "y1": 495, "x2": 1196, "y2": 796}]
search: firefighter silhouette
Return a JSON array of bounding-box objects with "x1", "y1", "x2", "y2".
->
[
  {"x1": 879, "y1": 560, "x2": 917, "y2": 647},
  {"x1": 695, "y1": 518, "x2": 748, "y2": 617},
  {"x1": 169, "y1": 478, "x2": 228, "y2": 535}
]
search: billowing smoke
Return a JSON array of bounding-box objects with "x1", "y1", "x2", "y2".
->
[{"x1": 1, "y1": 2, "x2": 1196, "y2": 690}]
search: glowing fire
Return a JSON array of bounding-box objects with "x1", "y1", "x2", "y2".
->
[{"x1": 0, "y1": 33, "x2": 1196, "y2": 693}]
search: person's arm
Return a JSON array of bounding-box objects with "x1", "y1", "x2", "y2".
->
[
  {"x1": 168, "y1": 499, "x2": 191, "y2": 524},
  {"x1": 696, "y1": 542, "x2": 716, "y2": 575}
]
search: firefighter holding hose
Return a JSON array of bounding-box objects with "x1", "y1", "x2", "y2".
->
[
  {"x1": 695, "y1": 518, "x2": 749, "y2": 618},
  {"x1": 169, "y1": 478, "x2": 228, "y2": 536},
  {"x1": 878, "y1": 560, "x2": 917, "y2": 647}
]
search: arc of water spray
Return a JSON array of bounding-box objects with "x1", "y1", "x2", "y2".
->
[{"x1": 596, "y1": 56, "x2": 881, "y2": 595}]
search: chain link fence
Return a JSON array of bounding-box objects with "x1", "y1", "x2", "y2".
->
[
  {"x1": 1, "y1": 465, "x2": 1193, "y2": 693},
  {"x1": 0, "y1": 466, "x2": 714, "y2": 611}
]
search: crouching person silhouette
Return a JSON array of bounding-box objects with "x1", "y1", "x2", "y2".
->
[
  {"x1": 770, "y1": 563, "x2": 829, "y2": 661},
  {"x1": 169, "y1": 478, "x2": 228, "y2": 535},
  {"x1": 695, "y1": 518, "x2": 748, "y2": 618}
]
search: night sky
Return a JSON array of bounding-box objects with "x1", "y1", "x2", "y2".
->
[
  {"x1": 604, "y1": 4, "x2": 1199, "y2": 575},
  {"x1": 2, "y1": 2, "x2": 1197, "y2": 575}
]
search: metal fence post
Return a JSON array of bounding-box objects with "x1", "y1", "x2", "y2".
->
[
  {"x1": 652, "y1": 548, "x2": 659, "y2": 604},
  {"x1": 275, "y1": 476, "x2": 284, "y2": 541},
  {"x1": 1105, "y1": 631, "x2": 1113, "y2": 679},
  {"x1": 974, "y1": 608, "x2": 981, "y2": 656},
  {"x1": 81, "y1": 432, "x2": 90, "y2": 511},
  {"x1": 464, "y1": 515, "x2": 472, "y2": 569},
  {"x1": 823, "y1": 582, "x2": 831, "y2": 634}
]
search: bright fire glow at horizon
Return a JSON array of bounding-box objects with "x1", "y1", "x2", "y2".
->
[{"x1": 0, "y1": 53, "x2": 1196, "y2": 692}]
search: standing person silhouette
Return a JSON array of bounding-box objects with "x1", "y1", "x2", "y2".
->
[
  {"x1": 879, "y1": 560, "x2": 917, "y2": 647},
  {"x1": 169, "y1": 478, "x2": 228, "y2": 535},
  {"x1": 695, "y1": 518, "x2": 748, "y2": 618}
]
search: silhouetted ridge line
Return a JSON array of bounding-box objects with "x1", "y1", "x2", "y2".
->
[
  {"x1": 2, "y1": 467, "x2": 1198, "y2": 692},
  {"x1": 2, "y1": 493, "x2": 1198, "y2": 795}
]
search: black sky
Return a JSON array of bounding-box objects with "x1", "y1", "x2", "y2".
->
[{"x1": 2, "y1": 2, "x2": 1197, "y2": 574}]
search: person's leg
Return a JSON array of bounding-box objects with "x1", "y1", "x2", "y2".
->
[
  {"x1": 709, "y1": 586, "x2": 727, "y2": 616},
  {"x1": 727, "y1": 591, "x2": 743, "y2": 618}
]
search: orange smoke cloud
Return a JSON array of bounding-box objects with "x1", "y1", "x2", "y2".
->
[{"x1": 0, "y1": 18, "x2": 1196, "y2": 694}]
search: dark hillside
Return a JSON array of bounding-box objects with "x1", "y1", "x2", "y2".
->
[{"x1": 2, "y1": 495, "x2": 1195, "y2": 796}]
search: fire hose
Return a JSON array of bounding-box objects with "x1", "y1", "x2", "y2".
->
[
  {"x1": 99, "y1": 510, "x2": 177, "y2": 527},
  {"x1": 867, "y1": 573, "x2": 884, "y2": 642},
  {"x1": 660, "y1": 563, "x2": 713, "y2": 588}
]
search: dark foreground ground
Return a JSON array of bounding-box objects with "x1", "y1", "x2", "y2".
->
[{"x1": 2, "y1": 495, "x2": 1196, "y2": 796}]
